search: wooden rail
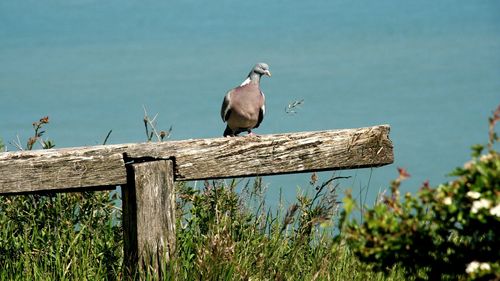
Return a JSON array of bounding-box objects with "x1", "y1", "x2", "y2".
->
[{"x1": 0, "y1": 125, "x2": 394, "y2": 275}]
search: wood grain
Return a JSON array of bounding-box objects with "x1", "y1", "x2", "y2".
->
[
  {"x1": 122, "y1": 160, "x2": 176, "y2": 275},
  {"x1": 0, "y1": 125, "x2": 393, "y2": 194},
  {"x1": 0, "y1": 145, "x2": 127, "y2": 194}
]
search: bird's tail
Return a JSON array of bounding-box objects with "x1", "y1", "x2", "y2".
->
[{"x1": 223, "y1": 126, "x2": 233, "y2": 137}]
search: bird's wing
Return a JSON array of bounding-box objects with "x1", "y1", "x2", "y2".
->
[
  {"x1": 220, "y1": 90, "x2": 233, "y2": 122},
  {"x1": 255, "y1": 91, "x2": 265, "y2": 128}
]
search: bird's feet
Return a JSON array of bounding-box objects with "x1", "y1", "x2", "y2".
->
[{"x1": 247, "y1": 131, "x2": 260, "y2": 137}]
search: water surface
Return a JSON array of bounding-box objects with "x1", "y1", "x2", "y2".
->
[{"x1": 1, "y1": 0, "x2": 499, "y2": 205}]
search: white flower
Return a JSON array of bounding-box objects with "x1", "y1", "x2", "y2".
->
[
  {"x1": 490, "y1": 204, "x2": 500, "y2": 217},
  {"x1": 479, "y1": 263, "x2": 491, "y2": 271},
  {"x1": 463, "y1": 160, "x2": 474, "y2": 170},
  {"x1": 467, "y1": 261, "x2": 492, "y2": 274},
  {"x1": 479, "y1": 153, "x2": 494, "y2": 162},
  {"x1": 466, "y1": 261, "x2": 480, "y2": 274},
  {"x1": 466, "y1": 191, "x2": 481, "y2": 199},
  {"x1": 443, "y1": 197, "x2": 452, "y2": 205},
  {"x1": 471, "y1": 199, "x2": 492, "y2": 214}
]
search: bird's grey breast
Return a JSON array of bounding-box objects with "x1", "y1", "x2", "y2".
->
[
  {"x1": 225, "y1": 84, "x2": 263, "y2": 128},
  {"x1": 232, "y1": 84, "x2": 263, "y2": 116}
]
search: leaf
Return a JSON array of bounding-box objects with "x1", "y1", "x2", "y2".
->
[
  {"x1": 471, "y1": 144, "x2": 484, "y2": 158},
  {"x1": 343, "y1": 194, "x2": 355, "y2": 216}
]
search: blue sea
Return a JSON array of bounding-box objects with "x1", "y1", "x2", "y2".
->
[{"x1": 1, "y1": 0, "x2": 499, "y2": 206}]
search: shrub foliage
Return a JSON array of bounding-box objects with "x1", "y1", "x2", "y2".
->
[{"x1": 344, "y1": 106, "x2": 500, "y2": 280}]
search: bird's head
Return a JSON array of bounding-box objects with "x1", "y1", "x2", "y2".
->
[{"x1": 252, "y1": 63, "x2": 272, "y2": 77}]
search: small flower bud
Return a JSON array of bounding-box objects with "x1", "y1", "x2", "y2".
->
[
  {"x1": 40, "y1": 116, "x2": 49, "y2": 124},
  {"x1": 160, "y1": 131, "x2": 167, "y2": 139}
]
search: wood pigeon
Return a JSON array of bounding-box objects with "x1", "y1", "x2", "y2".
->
[{"x1": 220, "y1": 63, "x2": 271, "y2": 137}]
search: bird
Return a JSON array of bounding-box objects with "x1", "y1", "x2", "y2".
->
[{"x1": 220, "y1": 63, "x2": 271, "y2": 137}]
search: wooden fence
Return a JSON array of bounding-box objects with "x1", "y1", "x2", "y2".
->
[{"x1": 0, "y1": 125, "x2": 393, "y2": 274}]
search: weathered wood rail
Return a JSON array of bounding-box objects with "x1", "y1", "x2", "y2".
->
[{"x1": 0, "y1": 125, "x2": 393, "y2": 274}]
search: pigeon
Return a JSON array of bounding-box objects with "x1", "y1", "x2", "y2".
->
[{"x1": 220, "y1": 63, "x2": 271, "y2": 137}]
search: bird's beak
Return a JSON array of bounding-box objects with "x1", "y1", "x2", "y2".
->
[{"x1": 265, "y1": 70, "x2": 272, "y2": 77}]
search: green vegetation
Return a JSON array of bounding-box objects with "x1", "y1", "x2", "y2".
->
[
  {"x1": 345, "y1": 106, "x2": 500, "y2": 281},
  {"x1": 167, "y1": 176, "x2": 405, "y2": 280},
  {"x1": 0, "y1": 191, "x2": 122, "y2": 280},
  {"x1": 1, "y1": 108, "x2": 498, "y2": 280}
]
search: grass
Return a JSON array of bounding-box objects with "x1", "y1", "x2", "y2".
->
[
  {"x1": 0, "y1": 174, "x2": 406, "y2": 280},
  {"x1": 0, "y1": 192, "x2": 122, "y2": 280}
]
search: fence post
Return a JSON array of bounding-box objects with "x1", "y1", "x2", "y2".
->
[{"x1": 122, "y1": 160, "x2": 176, "y2": 277}]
